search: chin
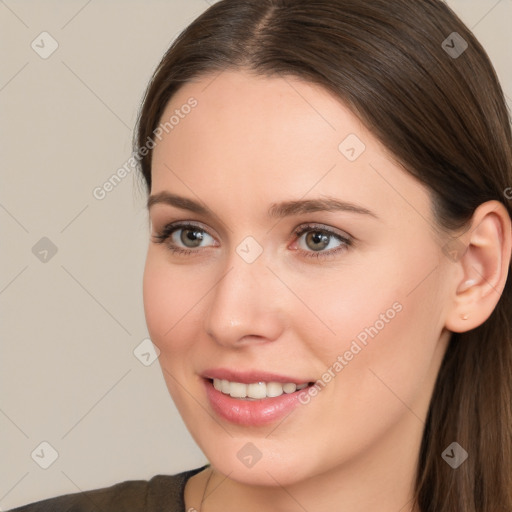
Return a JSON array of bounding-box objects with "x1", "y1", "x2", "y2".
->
[{"x1": 189, "y1": 426, "x2": 328, "y2": 487}]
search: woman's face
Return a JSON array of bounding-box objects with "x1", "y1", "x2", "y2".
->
[{"x1": 143, "y1": 70, "x2": 455, "y2": 486}]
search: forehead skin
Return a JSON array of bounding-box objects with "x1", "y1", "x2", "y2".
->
[{"x1": 150, "y1": 69, "x2": 434, "y2": 245}]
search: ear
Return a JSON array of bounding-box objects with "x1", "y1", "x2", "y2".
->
[{"x1": 445, "y1": 200, "x2": 512, "y2": 333}]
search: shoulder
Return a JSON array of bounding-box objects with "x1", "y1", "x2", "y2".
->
[{"x1": 7, "y1": 465, "x2": 208, "y2": 512}]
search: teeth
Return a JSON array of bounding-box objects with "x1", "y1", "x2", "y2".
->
[
  {"x1": 267, "y1": 382, "x2": 283, "y2": 397},
  {"x1": 283, "y1": 383, "x2": 297, "y2": 393},
  {"x1": 212, "y1": 378, "x2": 309, "y2": 399},
  {"x1": 247, "y1": 382, "x2": 267, "y2": 399},
  {"x1": 221, "y1": 379, "x2": 230, "y2": 394},
  {"x1": 229, "y1": 382, "x2": 247, "y2": 398}
]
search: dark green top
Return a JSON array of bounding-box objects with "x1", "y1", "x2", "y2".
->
[{"x1": 7, "y1": 465, "x2": 209, "y2": 512}]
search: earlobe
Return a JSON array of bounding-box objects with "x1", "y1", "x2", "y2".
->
[{"x1": 444, "y1": 200, "x2": 512, "y2": 334}]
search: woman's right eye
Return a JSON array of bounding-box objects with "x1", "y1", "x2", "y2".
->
[{"x1": 153, "y1": 222, "x2": 217, "y2": 255}]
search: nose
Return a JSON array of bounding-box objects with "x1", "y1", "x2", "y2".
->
[{"x1": 203, "y1": 251, "x2": 285, "y2": 348}]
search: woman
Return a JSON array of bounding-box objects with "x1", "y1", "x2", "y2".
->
[{"x1": 10, "y1": 0, "x2": 511, "y2": 511}]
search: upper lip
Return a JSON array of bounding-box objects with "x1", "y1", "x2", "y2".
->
[{"x1": 202, "y1": 368, "x2": 313, "y2": 385}]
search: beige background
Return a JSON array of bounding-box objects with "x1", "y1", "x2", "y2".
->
[{"x1": 1, "y1": 0, "x2": 511, "y2": 509}]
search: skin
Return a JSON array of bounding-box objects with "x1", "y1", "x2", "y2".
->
[{"x1": 142, "y1": 70, "x2": 511, "y2": 512}]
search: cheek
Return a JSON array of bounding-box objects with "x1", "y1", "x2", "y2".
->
[
  {"x1": 309, "y1": 244, "x2": 447, "y2": 424},
  {"x1": 142, "y1": 251, "x2": 210, "y2": 413},
  {"x1": 142, "y1": 249, "x2": 205, "y2": 352}
]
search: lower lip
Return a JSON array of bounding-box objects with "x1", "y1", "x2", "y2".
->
[{"x1": 203, "y1": 379, "x2": 308, "y2": 426}]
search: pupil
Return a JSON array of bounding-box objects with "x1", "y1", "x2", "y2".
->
[
  {"x1": 182, "y1": 229, "x2": 203, "y2": 247},
  {"x1": 307, "y1": 231, "x2": 329, "y2": 251}
]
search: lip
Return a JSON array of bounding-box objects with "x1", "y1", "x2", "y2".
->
[
  {"x1": 201, "y1": 368, "x2": 314, "y2": 427},
  {"x1": 201, "y1": 368, "x2": 311, "y2": 385}
]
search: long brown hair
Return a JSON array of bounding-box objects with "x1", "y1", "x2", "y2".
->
[{"x1": 134, "y1": 1, "x2": 512, "y2": 510}]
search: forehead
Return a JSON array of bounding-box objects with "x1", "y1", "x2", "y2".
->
[
  {"x1": 154, "y1": 69, "x2": 360, "y2": 159},
  {"x1": 150, "y1": 70, "x2": 431, "y2": 225}
]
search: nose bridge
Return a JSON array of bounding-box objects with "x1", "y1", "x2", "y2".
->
[{"x1": 203, "y1": 243, "x2": 283, "y2": 346}]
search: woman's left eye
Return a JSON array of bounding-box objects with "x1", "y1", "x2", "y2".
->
[{"x1": 292, "y1": 225, "x2": 352, "y2": 259}]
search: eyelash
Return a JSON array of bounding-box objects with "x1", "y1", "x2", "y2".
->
[{"x1": 152, "y1": 222, "x2": 353, "y2": 260}]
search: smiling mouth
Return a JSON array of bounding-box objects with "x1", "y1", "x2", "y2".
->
[{"x1": 210, "y1": 378, "x2": 314, "y2": 400}]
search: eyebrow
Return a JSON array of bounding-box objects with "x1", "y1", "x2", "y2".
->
[{"x1": 147, "y1": 191, "x2": 378, "y2": 219}]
